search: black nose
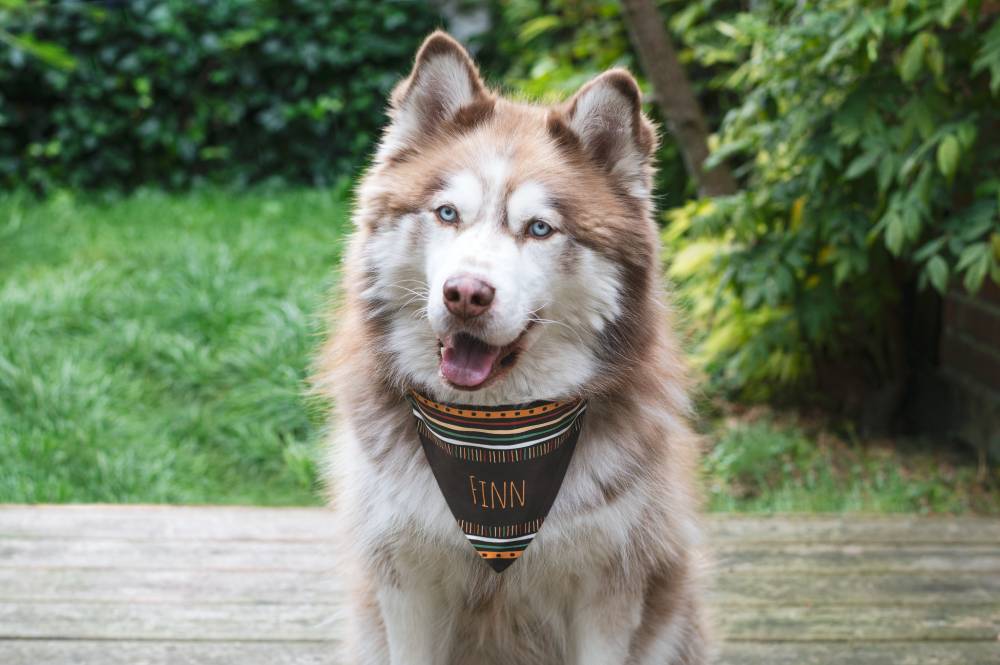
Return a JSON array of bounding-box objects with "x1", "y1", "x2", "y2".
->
[{"x1": 443, "y1": 275, "x2": 495, "y2": 319}]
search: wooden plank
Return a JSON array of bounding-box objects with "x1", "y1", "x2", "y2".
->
[
  {"x1": 3, "y1": 567, "x2": 996, "y2": 608},
  {"x1": 0, "y1": 538, "x2": 336, "y2": 571},
  {"x1": 0, "y1": 505, "x2": 338, "y2": 542},
  {"x1": 2, "y1": 538, "x2": 998, "y2": 574},
  {"x1": 715, "y1": 543, "x2": 1000, "y2": 574},
  {"x1": 0, "y1": 568, "x2": 341, "y2": 604},
  {"x1": 3, "y1": 506, "x2": 999, "y2": 544},
  {"x1": 716, "y1": 641, "x2": 1000, "y2": 665},
  {"x1": 2, "y1": 601, "x2": 997, "y2": 642},
  {"x1": 0, "y1": 640, "x2": 336, "y2": 665},
  {"x1": 0, "y1": 602, "x2": 338, "y2": 641},
  {"x1": 717, "y1": 604, "x2": 1000, "y2": 641},
  {"x1": 0, "y1": 639, "x2": 997, "y2": 665},
  {"x1": 3, "y1": 537, "x2": 999, "y2": 574},
  {"x1": 707, "y1": 515, "x2": 1000, "y2": 544},
  {"x1": 711, "y1": 571, "x2": 1000, "y2": 606}
]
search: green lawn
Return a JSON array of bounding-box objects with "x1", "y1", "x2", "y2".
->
[
  {"x1": 1, "y1": 188, "x2": 996, "y2": 512},
  {"x1": 0, "y1": 188, "x2": 347, "y2": 505}
]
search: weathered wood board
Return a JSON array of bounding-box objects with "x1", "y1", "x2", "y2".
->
[{"x1": 0, "y1": 506, "x2": 997, "y2": 664}]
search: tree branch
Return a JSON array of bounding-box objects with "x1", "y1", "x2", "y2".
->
[{"x1": 619, "y1": 0, "x2": 738, "y2": 197}]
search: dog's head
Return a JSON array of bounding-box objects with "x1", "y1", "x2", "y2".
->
[{"x1": 349, "y1": 31, "x2": 661, "y2": 404}]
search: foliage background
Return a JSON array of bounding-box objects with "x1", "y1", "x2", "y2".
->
[
  {"x1": 0, "y1": 0, "x2": 441, "y2": 190},
  {"x1": 1, "y1": 0, "x2": 998, "y2": 508}
]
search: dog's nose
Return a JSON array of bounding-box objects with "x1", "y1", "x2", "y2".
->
[{"x1": 443, "y1": 275, "x2": 495, "y2": 319}]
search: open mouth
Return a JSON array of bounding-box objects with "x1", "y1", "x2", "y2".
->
[{"x1": 438, "y1": 324, "x2": 534, "y2": 390}]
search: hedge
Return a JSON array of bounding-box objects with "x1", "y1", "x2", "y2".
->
[{"x1": 0, "y1": 0, "x2": 442, "y2": 190}]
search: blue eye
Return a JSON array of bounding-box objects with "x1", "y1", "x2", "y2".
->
[
  {"x1": 527, "y1": 219, "x2": 553, "y2": 238},
  {"x1": 436, "y1": 205, "x2": 459, "y2": 224}
]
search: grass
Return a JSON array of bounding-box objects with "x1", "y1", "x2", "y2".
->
[
  {"x1": 1, "y1": 187, "x2": 996, "y2": 512},
  {"x1": 0, "y1": 188, "x2": 348, "y2": 505},
  {"x1": 705, "y1": 417, "x2": 999, "y2": 514}
]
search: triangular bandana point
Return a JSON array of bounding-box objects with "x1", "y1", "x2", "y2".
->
[{"x1": 408, "y1": 391, "x2": 587, "y2": 573}]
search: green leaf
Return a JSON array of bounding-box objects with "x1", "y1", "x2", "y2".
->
[
  {"x1": 845, "y1": 150, "x2": 880, "y2": 180},
  {"x1": 973, "y1": 21, "x2": 1000, "y2": 95},
  {"x1": 927, "y1": 255, "x2": 949, "y2": 293},
  {"x1": 833, "y1": 259, "x2": 851, "y2": 286},
  {"x1": 915, "y1": 237, "x2": 948, "y2": 262},
  {"x1": 900, "y1": 33, "x2": 927, "y2": 83},
  {"x1": 926, "y1": 42, "x2": 945, "y2": 82},
  {"x1": 937, "y1": 135, "x2": 960, "y2": 178},
  {"x1": 519, "y1": 16, "x2": 561, "y2": 43},
  {"x1": 877, "y1": 155, "x2": 896, "y2": 192},
  {"x1": 940, "y1": 0, "x2": 965, "y2": 28},
  {"x1": 0, "y1": 31, "x2": 76, "y2": 71},
  {"x1": 885, "y1": 213, "x2": 905, "y2": 256},
  {"x1": 963, "y1": 249, "x2": 989, "y2": 293},
  {"x1": 669, "y1": 240, "x2": 723, "y2": 278},
  {"x1": 912, "y1": 101, "x2": 935, "y2": 140},
  {"x1": 957, "y1": 243, "x2": 986, "y2": 270}
]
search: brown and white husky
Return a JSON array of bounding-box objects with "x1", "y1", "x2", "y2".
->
[{"x1": 315, "y1": 31, "x2": 708, "y2": 665}]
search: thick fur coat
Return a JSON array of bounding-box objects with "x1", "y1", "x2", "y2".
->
[{"x1": 315, "y1": 31, "x2": 709, "y2": 665}]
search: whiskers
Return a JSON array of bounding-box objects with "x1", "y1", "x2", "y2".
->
[
  {"x1": 526, "y1": 304, "x2": 588, "y2": 346},
  {"x1": 386, "y1": 279, "x2": 429, "y2": 315}
]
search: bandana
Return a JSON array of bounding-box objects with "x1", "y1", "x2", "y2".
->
[{"x1": 408, "y1": 390, "x2": 587, "y2": 573}]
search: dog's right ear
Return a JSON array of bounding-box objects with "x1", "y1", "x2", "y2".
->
[{"x1": 379, "y1": 31, "x2": 490, "y2": 158}]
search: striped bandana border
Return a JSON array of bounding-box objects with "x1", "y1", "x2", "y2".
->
[
  {"x1": 409, "y1": 392, "x2": 587, "y2": 463},
  {"x1": 409, "y1": 390, "x2": 587, "y2": 572}
]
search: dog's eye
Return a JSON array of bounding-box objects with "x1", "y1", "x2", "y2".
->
[
  {"x1": 527, "y1": 219, "x2": 553, "y2": 239},
  {"x1": 435, "y1": 205, "x2": 459, "y2": 224}
]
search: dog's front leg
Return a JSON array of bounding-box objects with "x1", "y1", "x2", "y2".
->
[
  {"x1": 569, "y1": 586, "x2": 643, "y2": 665},
  {"x1": 378, "y1": 582, "x2": 454, "y2": 665}
]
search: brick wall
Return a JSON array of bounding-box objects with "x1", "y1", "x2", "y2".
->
[{"x1": 939, "y1": 280, "x2": 1000, "y2": 459}]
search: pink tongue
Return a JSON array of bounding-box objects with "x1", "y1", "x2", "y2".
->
[{"x1": 441, "y1": 334, "x2": 501, "y2": 388}]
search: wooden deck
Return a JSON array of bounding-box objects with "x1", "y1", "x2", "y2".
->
[{"x1": 0, "y1": 506, "x2": 997, "y2": 664}]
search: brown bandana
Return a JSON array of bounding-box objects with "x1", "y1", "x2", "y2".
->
[{"x1": 408, "y1": 390, "x2": 587, "y2": 572}]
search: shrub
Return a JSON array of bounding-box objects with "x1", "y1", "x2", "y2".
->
[
  {"x1": 0, "y1": 0, "x2": 442, "y2": 190},
  {"x1": 666, "y1": 0, "x2": 1000, "y2": 403}
]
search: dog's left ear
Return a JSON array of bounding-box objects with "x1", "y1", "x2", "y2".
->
[
  {"x1": 554, "y1": 69, "x2": 657, "y2": 197},
  {"x1": 380, "y1": 31, "x2": 490, "y2": 158}
]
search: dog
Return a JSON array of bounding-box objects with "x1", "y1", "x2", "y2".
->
[{"x1": 315, "y1": 30, "x2": 708, "y2": 665}]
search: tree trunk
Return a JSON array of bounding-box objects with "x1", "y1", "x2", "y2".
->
[{"x1": 618, "y1": 0, "x2": 738, "y2": 197}]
